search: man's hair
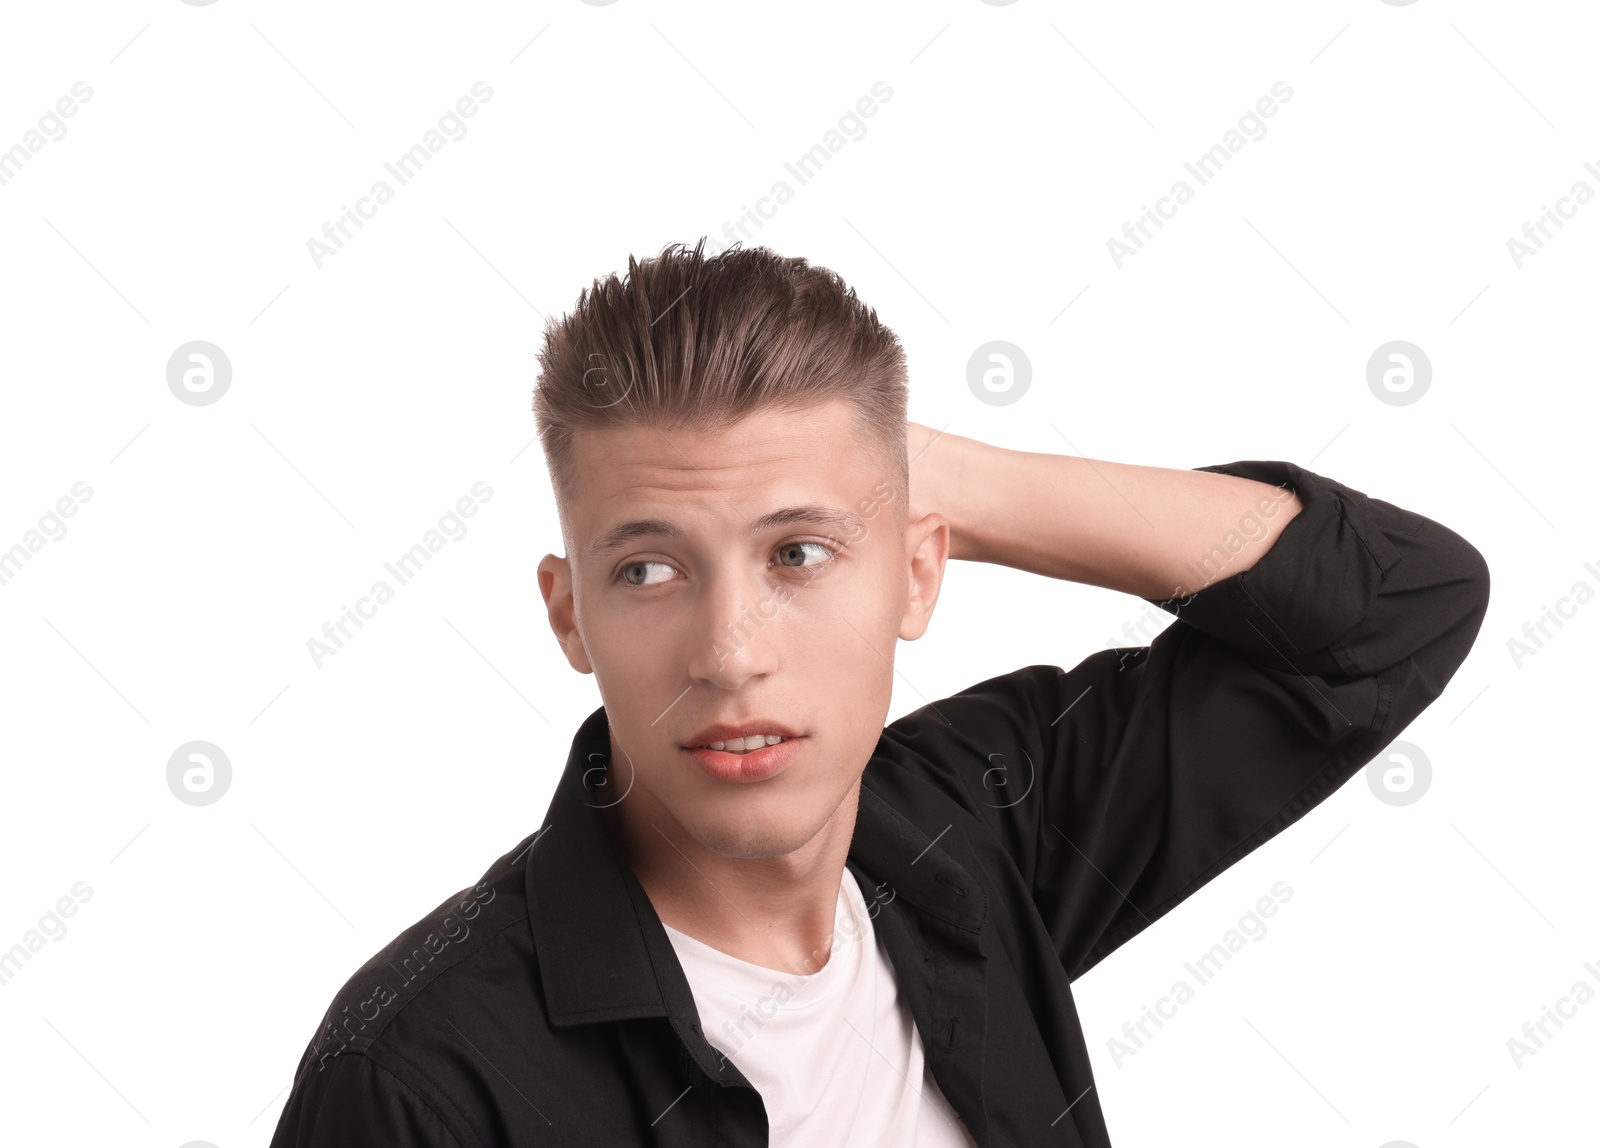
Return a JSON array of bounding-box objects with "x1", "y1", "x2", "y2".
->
[{"x1": 532, "y1": 239, "x2": 908, "y2": 534}]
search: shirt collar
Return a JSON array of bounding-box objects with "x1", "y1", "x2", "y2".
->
[{"x1": 526, "y1": 704, "x2": 989, "y2": 1048}]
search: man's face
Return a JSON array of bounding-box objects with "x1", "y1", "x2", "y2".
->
[{"x1": 537, "y1": 398, "x2": 945, "y2": 862}]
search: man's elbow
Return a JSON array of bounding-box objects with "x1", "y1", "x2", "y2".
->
[{"x1": 1391, "y1": 527, "x2": 1492, "y2": 719}]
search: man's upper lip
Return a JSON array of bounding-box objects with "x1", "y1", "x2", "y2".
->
[{"x1": 683, "y1": 721, "x2": 800, "y2": 747}]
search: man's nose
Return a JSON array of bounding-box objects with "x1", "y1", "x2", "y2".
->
[{"x1": 684, "y1": 566, "x2": 784, "y2": 689}]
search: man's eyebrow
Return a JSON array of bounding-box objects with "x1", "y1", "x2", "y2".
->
[
  {"x1": 585, "y1": 504, "x2": 866, "y2": 561},
  {"x1": 585, "y1": 518, "x2": 685, "y2": 560}
]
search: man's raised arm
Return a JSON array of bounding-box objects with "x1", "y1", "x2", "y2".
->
[
  {"x1": 907, "y1": 421, "x2": 1304, "y2": 601},
  {"x1": 887, "y1": 424, "x2": 1492, "y2": 979}
]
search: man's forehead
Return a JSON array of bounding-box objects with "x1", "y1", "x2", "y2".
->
[
  {"x1": 570, "y1": 407, "x2": 871, "y2": 498},
  {"x1": 560, "y1": 401, "x2": 895, "y2": 553}
]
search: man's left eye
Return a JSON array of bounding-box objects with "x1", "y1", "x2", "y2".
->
[{"x1": 775, "y1": 541, "x2": 835, "y2": 568}]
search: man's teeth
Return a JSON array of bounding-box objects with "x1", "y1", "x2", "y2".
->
[{"x1": 703, "y1": 734, "x2": 788, "y2": 754}]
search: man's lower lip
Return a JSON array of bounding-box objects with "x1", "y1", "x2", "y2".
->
[{"x1": 684, "y1": 737, "x2": 801, "y2": 783}]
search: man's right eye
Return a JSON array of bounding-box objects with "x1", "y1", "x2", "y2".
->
[{"x1": 618, "y1": 560, "x2": 675, "y2": 587}]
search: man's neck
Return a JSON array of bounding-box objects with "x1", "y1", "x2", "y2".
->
[{"x1": 601, "y1": 778, "x2": 862, "y2": 976}]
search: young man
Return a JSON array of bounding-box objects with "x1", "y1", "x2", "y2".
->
[{"x1": 269, "y1": 241, "x2": 1490, "y2": 1147}]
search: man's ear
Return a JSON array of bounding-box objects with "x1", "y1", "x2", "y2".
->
[
  {"x1": 898, "y1": 511, "x2": 949, "y2": 642},
  {"x1": 537, "y1": 553, "x2": 595, "y2": 674}
]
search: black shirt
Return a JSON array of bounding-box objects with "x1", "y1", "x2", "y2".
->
[{"x1": 268, "y1": 459, "x2": 1490, "y2": 1147}]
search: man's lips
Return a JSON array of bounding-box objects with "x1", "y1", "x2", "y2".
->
[
  {"x1": 684, "y1": 736, "x2": 802, "y2": 783},
  {"x1": 681, "y1": 721, "x2": 800, "y2": 749}
]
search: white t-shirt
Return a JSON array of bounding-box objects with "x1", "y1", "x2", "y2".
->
[{"x1": 662, "y1": 868, "x2": 976, "y2": 1147}]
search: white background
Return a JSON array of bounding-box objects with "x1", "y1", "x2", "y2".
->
[{"x1": 0, "y1": 1, "x2": 1594, "y2": 1144}]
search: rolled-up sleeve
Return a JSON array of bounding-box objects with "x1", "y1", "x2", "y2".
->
[{"x1": 883, "y1": 459, "x2": 1491, "y2": 981}]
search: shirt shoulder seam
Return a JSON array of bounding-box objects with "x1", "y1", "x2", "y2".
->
[
  {"x1": 331, "y1": 907, "x2": 533, "y2": 1059},
  {"x1": 352, "y1": 1048, "x2": 481, "y2": 1148}
]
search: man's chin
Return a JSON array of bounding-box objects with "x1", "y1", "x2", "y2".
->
[{"x1": 683, "y1": 819, "x2": 818, "y2": 862}]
